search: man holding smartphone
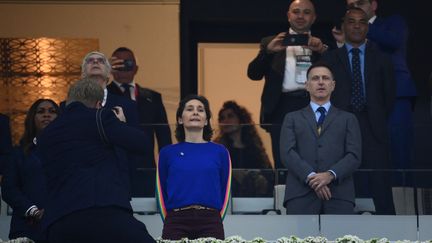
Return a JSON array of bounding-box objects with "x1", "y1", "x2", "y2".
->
[
  {"x1": 108, "y1": 47, "x2": 172, "y2": 197},
  {"x1": 248, "y1": 0, "x2": 330, "y2": 169}
]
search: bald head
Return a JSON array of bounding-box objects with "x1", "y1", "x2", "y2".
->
[{"x1": 287, "y1": 0, "x2": 316, "y2": 33}]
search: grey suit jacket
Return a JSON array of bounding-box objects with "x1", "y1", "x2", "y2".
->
[{"x1": 280, "y1": 105, "x2": 361, "y2": 206}]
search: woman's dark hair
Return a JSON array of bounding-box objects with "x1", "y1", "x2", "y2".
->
[
  {"x1": 214, "y1": 100, "x2": 271, "y2": 168},
  {"x1": 175, "y1": 94, "x2": 213, "y2": 142},
  {"x1": 21, "y1": 98, "x2": 59, "y2": 155}
]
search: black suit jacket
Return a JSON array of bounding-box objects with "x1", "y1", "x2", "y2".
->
[
  {"x1": 320, "y1": 42, "x2": 396, "y2": 144},
  {"x1": 247, "y1": 35, "x2": 322, "y2": 124},
  {"x1": 1, "y1": 147, "x2": 47, "y2": 240},
  {"x1": 107, "y1": 82, "x2": 172, "y2": 168}
]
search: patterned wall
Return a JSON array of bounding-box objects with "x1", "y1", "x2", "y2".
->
[{"x1": 0, "y1": 38, "x2": 99, "y2": 144}]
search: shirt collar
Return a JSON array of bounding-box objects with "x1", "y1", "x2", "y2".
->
[
  {"x1": 369, "y1": 15, "x2": 377, "y2": 24},
  {"x1": 102, "y1": 88, "x2": 108, "y2": 107},
  {"x1": 345, "y1": 42, "x2": 367, "y2": 54},
  {"x1": 310, "y1": 101, "x2": 331, "y2": 112},
  {"x1": 113, "y1": 80, "x2": 135, "y2": 89}
]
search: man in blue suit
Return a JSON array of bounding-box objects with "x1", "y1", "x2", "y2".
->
[
  {"x1": 38, "y1": 78, "x2": 155, "y2": 243},
  {"x1": 333, "y1": 0, "x2": 417, "y2": 185}
]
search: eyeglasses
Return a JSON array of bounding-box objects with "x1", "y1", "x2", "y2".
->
[{"x1": 85, "y1": 57, "x2": 106, "y2": 64}]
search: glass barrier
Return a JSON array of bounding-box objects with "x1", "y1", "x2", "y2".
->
[
  {"x1": 4, "y1": 123, "x2": 430, "y2": 216},
  {"x1": 132, "y1": 122, "x2": 432, "y2": 215}
]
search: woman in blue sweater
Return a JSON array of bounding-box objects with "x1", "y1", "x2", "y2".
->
[{"x1": 157, "y1": 95, "x2": 231, "y2": 240}]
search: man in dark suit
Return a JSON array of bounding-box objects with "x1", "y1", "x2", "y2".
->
[
  {"x1": 38, "y1": 78, "x2": 155, "y2": 243},
  {"x1": 247, "y1": 0, "x2": 329, "y2": 169},
  {"x1": 79, "y1": 51, "x2": 139, "y2": 126},
  {"x1": 0, "y1": 113, "x2": 13, "y2": 183},
  {"x1": 333, "y1": 0, "x2": 417, "y2": 186},
  {"x1": 108, "y1": 47, "x2": 172, "y2": 196},
  {"x1": 321, "y1": 7, "x2": 396, "y2": 214},
  {"x1": 280, "y1": 62, "x2": 361, "y2": 214}
]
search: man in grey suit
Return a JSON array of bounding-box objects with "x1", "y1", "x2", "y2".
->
[{"x1": 280, "y1": 62, "x2": 361, "y2": 214}]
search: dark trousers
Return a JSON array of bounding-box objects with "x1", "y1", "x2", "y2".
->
[
  {"x1": 162, "y1": 209, "x2": 224, "y2": 240},
  {"x1": 268, "y1": 91, "x2": 309, "y2": 169},
  {"x1": 48, "y1": 207, "x2": 155, "y2": 243},
  {"x1": 354, "y1": 112, "x2": 396, "y2": 215},
  {"x1": 285, "y1": 191, "x2": 354, "y2": 214}
]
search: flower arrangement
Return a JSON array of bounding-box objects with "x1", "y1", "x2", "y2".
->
[
  {"x1": 156, "y1": 235, "x2": 430, "y2": 243},
  {"x1": 0, "y1": 237, "x2": 34, "y2": 243}
]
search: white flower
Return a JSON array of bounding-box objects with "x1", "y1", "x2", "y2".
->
[
  {"x1": 335, "y1": 235, "x2": 364, "y2": 243},
  {"x1": 303, "y1": 236, "x2": 328, "y2": 243}
]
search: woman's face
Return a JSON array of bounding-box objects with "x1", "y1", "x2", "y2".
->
[
  {"x1": 219, "y1": 108, "x2": 241, "y2": 134},
  {"x1": 34, "y1": 101, "x2": 58, "y2": 133},
  {"x1": 178, "y1": 99, "x2": 207, "y2": 130}
]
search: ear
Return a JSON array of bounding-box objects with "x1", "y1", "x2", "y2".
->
[
  {"x1": 95, "y1": 100, "x2": 102, "y2": 109},
  {"x1": 205, "y1": 120, "x2": 208, "y2": 126},
  {"x1": 178, "y1": 117, "x2": 183, "y2": 124},
  {"x1": 305, "y1": 81, "x2": 311, "y2": 92}
]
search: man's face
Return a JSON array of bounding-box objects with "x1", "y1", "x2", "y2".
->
[
  {"x1": 346, "y1": 0, "x2": 377, "y2": 19},
  {"x1": 83, "y1": 53, "x2": 110, "y2": 87},
  {"x1": 111, "y1": 51, "x2": 138, "y2": 84},
  {"x1": 342, "y1": 9, "x2": 369, "y2": 46},
  {"x1": 306, "y1": 67, "x2": 335, "y2": 103},
  {"x1": 287, "y1": 0, "x2": 316, "y2": 33}
]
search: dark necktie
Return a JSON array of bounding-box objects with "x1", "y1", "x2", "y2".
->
[
  {"x1": 317, "y1": 106, "x2": 326, "y2": 135},
  {"x1": 121, "y1": 83, "x2": 132, "y2": 100},
  {"x1": 351, "y1": 48, "x2": 365, "y2": 112}
]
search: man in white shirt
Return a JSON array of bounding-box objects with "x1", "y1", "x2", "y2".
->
[{"x1": 247, "y1": 0, "x2": 329, "y2": 169}]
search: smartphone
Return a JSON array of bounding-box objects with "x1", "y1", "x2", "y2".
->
[
  {"x1": 282, "y1": 34, "x2": 309, "y2": 46},
  {"x1": 114, "y1": 59, "x2": 135, "y2": 71}
]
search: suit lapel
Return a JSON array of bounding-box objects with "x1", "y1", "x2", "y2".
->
[
  {"x1": 301, "y1": 106, "x2": 319, "y2": 137},
  {"x1": 337, "y1": 46, "x2": 352, "y2": 81},
  {"x1": 364, "y1": 42, "x2": 376, "y2": 95},
  {"x1": 272, "y1": 51, "x2": 286, "y2": 76},
  {"x1": 321, "y1": 106, "x2": 338, "y2": 135}
]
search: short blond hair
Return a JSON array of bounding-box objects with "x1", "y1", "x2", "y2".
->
[{"x1": 66, "y1": 78, "x2": 104, "y2": 108}]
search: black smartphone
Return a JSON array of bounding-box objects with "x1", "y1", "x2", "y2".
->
[
  {"x1": 282, "y1": 34, "x2": 309, "y2": 46},
  {"x1": 114, "y1": 59, "x2": 135, "y2": 71}
]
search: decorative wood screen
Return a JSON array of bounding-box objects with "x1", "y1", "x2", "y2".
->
[{"x1": 0, "y1": 38, "x2": 98, "y2": 144}]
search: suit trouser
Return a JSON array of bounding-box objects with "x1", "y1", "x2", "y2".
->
[
  {"x1": 354, "y1": 112, "x2": 396, "y2": 215},
  {"x1": 285, "y1": 191, "x2": 354, "y2": 214},
  {"x1": 269, "y1": 91, "x2": 309, "y2": 169},
  {"x1": 48, "y1": 206, "x2": 155, "y2": 243}
]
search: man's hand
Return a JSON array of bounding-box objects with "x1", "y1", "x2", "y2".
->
[
  {"x1": 266, "y1": 32, "x2": 288, "y2": 53},
  {"x1": 332, "y1": 27, "x2": 345, "y2": 44},
  {"x1": 315, "y1": 185, "x2": 332, "y2": 200},
  {"x1": 307, "y1": 35, "x2": 325, "y2": 53},
  {"x1": 109, "y1": 56, "x2": 124, "y2": 73},
  {"x1": 308, "y1": 171, "x2": 334, "y2": 190},
  {"x1": 112, "y1": 106, "x2": 126, "y2": 122},
  {"x1": 34, "y1": 208, "x2": 44, "y2": 221}
]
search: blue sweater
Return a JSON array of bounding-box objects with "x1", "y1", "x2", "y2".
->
[{"x1": 157, "y1": 142, "x2": 231, "y2": 220}]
